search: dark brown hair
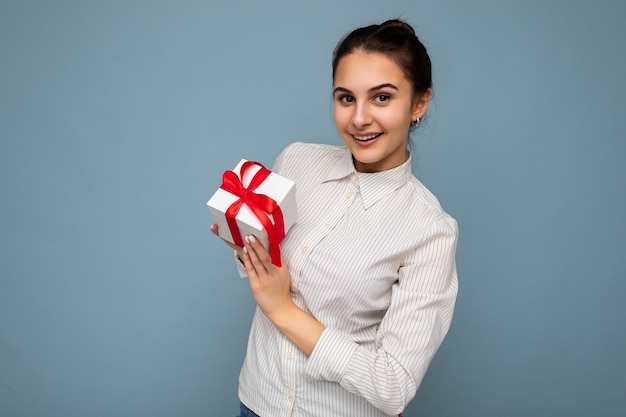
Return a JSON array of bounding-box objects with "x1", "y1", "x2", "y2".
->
[{"x1": 332, "y1": 19, "x2": 432, "y2": 97}]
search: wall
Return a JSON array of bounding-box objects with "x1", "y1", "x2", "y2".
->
[{"x1": 1, "y1": 1, "x2": 624, "y2": 416}]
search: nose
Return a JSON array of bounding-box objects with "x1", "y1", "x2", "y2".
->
[{"x1": 351, "y1": 102, "x2": 372, "y2": 128}]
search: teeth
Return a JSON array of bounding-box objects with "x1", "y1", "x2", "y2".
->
[{"x1": 354, "y1": 133, "x2": 381, "y2": 141}]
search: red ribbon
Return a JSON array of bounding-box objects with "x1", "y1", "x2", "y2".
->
[{"x1": 219, "y1": 161, "x2": 285, "y2": 267}]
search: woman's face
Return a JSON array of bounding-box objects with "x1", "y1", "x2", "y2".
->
[{"x1": 333, "y1": 50, "x2": 430, "y2": 173}]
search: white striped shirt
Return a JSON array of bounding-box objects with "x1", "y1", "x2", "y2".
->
[{"x1": 237, "y1": 142, "x2": 458, "y2": 417}]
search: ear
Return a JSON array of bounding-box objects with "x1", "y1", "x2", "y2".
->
[{"x1": 412, "y1": 88, "x2": 432, "y2": 121}]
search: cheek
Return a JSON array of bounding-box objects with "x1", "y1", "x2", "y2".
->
[
  {"x1": 393, "y1": 107, "x2": 414, "y2": 129},
  {"x1": 377, "y1": 110, "x2": 407, "y2": 131},
  {"x1": 333, "y1": 107, "x2": 348, "y2": 127}
]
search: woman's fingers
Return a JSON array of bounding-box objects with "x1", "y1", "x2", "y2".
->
[
  {"x1": 247, "y1": 235, "x2": 272, "y2": 262},
  {"x1": 212, "y1": 226, "x2": 277, "y2": 280},
  {"x1": 244, "y1": 235, "x2": 269, "y2": 276}
]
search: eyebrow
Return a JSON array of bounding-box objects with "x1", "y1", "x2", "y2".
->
[{"x1": 333, "y1": 83, "x2": 399, "y2": 95}]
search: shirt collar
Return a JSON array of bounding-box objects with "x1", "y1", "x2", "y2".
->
[{"x1": 323, "y1": 147, "x2": 413, "y2": 209}]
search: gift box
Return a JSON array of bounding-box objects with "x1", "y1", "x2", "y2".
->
[{"x1": 207, "y1": 159, "x2": 297, "y2": 266}]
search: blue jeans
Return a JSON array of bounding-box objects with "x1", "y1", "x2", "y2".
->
[{"x1": 238, "y1": 402, "x2": 260, "y2": 417}]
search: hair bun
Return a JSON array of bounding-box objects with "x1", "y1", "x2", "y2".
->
[{"x1": 380, "y1": 19, "x2": 416, "y2": 37}]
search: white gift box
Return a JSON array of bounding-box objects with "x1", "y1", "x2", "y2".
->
[{"x1": 207, "y1": 159, "x2": 297, "y2": 253}]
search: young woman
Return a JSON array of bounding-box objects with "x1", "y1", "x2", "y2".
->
[{"x1": 212, "y1": 19, "x2": 458, "y2": 417}]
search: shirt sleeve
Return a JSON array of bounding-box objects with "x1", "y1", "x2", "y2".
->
[
  {"x1": 303, "y1": 215, "x2": 459, "y2": 415},
  {"x1": 270, "y1": 141, "x2": 301, "y2": 175},
  {"x1": 234, "y1": 250, "x2": 248, "y2": 278}
]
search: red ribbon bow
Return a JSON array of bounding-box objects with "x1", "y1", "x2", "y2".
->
[{"x1": 219, "y1": 161, "x2": 285, "y2": 267}]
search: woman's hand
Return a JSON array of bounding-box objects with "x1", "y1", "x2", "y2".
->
[
  {"x1": 242, "y1": 235, "x2": 325, "y2": 356},
  {"x1": 211, "y1": 224, "x2": 295, "y2": 322},
  {"x1": 212, "y1": 224, "x2": 324, "y2": 355},
  {"x1": 241, "y1": 234, "x2": 295, "y2": 322}
]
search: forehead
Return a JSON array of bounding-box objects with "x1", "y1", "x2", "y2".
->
[{"x1": 333, "y1": 51, "x2": 410, "y2": 89}]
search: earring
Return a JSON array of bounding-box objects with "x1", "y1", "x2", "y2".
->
[{"x1": 411, "y1": 118, "x2": 420, "y2": 127}]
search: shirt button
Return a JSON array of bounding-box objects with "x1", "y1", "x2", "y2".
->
[
  {"x1": 346, "y1": 191, "x2": 353, "y2": 199},
  {"x1": 324, "y1": 221, "x2": 332, "y2": 228},
  {"x1": 301, "y1": 246, "x2": 308, "y2": 254},
  {"x1": 287, "y1": 389, "x2": 294, "y2": 399},
  {"x1": 285, "y1": 351, "x2": 294, "y2": 359},
  {"x1": 353, "y1": 174, "x2": 359, "y2": 182}
]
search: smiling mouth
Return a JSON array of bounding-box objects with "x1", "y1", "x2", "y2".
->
[{"x1": 352, "y1": 133, "x2": 383, "y2": 142}]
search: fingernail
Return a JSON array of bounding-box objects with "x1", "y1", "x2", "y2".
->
[
  {"x1": 243, "y1": 247, "x2": 248, "y2": 254},
  {"x1": 248, "y1": 235, "x2": 256, "y2": 243},
  {"x1": 244, "y1": 235, "x2": 249, "y2": 243}
]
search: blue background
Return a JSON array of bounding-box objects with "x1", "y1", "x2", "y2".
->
[{"x1": 1, "y1": 1, "x2": 625, "y2": 416}]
